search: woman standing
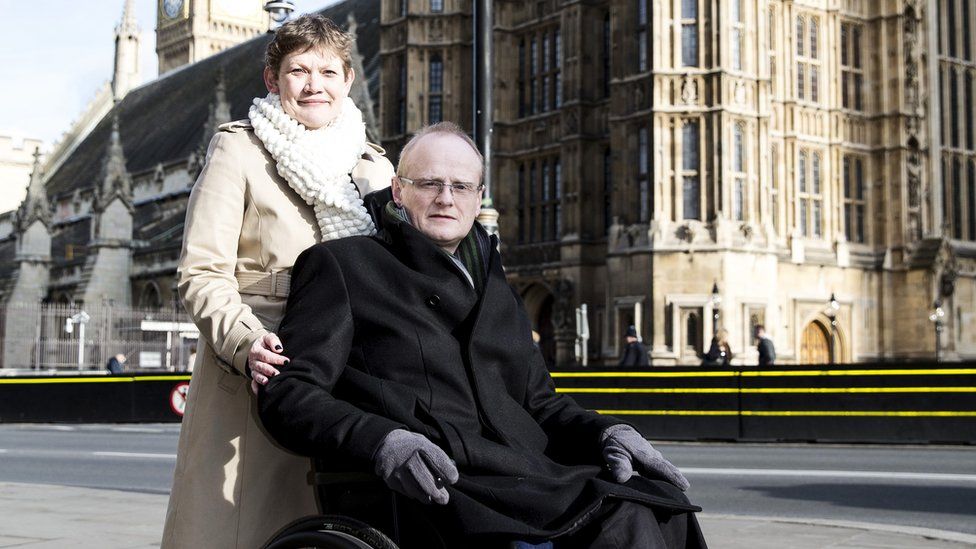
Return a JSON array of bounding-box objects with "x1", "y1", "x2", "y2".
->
[
  {"x1": 162, "y1": 15, "x2": 393, "y2": 548},
  {"x1": 703, "y1": 328, "x2": 734, "y2": 366}
]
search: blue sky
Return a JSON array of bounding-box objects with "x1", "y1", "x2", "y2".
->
[{"x1": 0, "y1": 0, "x2": 338, "y2": 148}]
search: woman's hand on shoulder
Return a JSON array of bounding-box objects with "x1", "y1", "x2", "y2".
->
[{"x1": 248, "y1": 332, "x2": 289, "y2": 396}]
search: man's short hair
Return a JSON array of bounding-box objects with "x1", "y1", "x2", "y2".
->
[
  {"x1": 397, "y1": 122, "x2": 485, "y2": 182},
  {"x1": 755, "y1": 324, "x2": 765, "y2": 332}
]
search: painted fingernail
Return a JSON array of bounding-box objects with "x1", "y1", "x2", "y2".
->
[
  {"x1": 283, "y1": 360, "x2": 290, "y2": 366},
  {"x1": 274, "y1": 345, "x2": 282, "y2": 351}
]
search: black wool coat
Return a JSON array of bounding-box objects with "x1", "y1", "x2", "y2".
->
[{"x1": 259, "y1": 205, "x2": 701, "y2": 540}]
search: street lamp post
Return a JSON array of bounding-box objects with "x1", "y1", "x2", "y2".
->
[
  {"x1": 710, "y1": 282, "x2": 721, "y2": 336},
  {"x1": 930, "y1": 300, "x2": 946, "y2": 362},
  {"x1": 825, "y1": 293, "x2": 840, "y2": 365},
  {"x1": 473, "y1": 0, "x2": 498, "y2": 236},
  {"x1": 264, "y1": 1, "x2": 295, "y2": 30}
]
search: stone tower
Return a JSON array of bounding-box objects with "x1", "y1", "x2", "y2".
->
[
  {"x1": 113, "y1": 0, "x2": 141, "y2": 100},
  {"x1": 81, "y1": 116, "x2": 134, "y2": 308},
  {"x1": 156, "y1": 0, "x2": 269, "y2": 75},
  {"x1": 3, "y1": 149, "x2": 52, "y2": 368}
]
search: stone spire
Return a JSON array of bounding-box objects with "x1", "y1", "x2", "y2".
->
[
  {"x1": 191, "y1": 69, "x2": 233, "y2": 178},
  {"x1": 203, "y1": 68, "x2": 232, "y2": 141},
  {"x1": 213, "y1": 68, "x2": 231, "y2": 125},
  {"x1": 113, "y1": 0, "x2": 141, "y2": 100},
  {"x1": 119, "y1": 0, "x2": 137, "y2": 33},
  {"x1": 94, "y1": 115, "x2": 133, "y2": 212},
  {"x1": 346, "y1": 13, "x2": 380, "y2": 143},
  {"x1": 14, "y1": 148, "x2": 51, "y2": 232}
]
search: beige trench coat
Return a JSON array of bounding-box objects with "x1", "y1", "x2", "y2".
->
[{"x1": 162, "y1": 121, "x2": 393, "y2": 548}]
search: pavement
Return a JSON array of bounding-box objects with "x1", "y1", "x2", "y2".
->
[{"x1": 1, "y1": 482, "x2": 975, "y2": 548}]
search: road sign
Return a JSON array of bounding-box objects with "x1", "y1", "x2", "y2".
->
[{"x1": 169, "y1": 382, "x2": 190, "y2": 416}]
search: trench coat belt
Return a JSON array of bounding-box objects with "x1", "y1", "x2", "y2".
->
[{"x1": 236, "y1": 270, "x2": 291, "y2": 298}]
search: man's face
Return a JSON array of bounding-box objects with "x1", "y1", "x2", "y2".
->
[
  {"x1": 393, "y1": 133, "x2": 484, "y2": 253},
  {"x1": 264, "y1": 47, "x2": 353, "y2": 130}
]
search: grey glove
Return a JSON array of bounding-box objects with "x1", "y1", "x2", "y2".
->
[
  {"x1": 373, "y1": 429, "x2": 459, "y2": 505},
  {"x1": 601, "y1": 424, "x2": 690, "y2": 491}
]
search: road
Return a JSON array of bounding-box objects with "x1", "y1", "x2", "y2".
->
[
  {"x1": 666, "y1": 442, "x2": 976, "y2": 536},
  {"x1": 1, "y1": 424, "x2": 974, "y2": 536},
  {"x1": 0, "y1": 423, "x2": 179, "y2": 494}
]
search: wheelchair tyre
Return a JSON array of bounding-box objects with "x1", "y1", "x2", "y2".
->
[{"x1": 263, "y1": 515, "x2": 399, "y2": 549}]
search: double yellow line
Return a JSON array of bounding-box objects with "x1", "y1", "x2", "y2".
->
[
  {"x1": 597, "y1": 410, "x2": 976, "y2": 417},
  {"x1": 0, "y1": 375, "x2": 191, "y2": 384},
  {"x1": 553, "y1": 369, "x2": 976, "y2": 418}
]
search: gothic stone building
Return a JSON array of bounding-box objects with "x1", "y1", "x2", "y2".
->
[
  {"x1": 2, "y1": 0, "x2": 973, "y2": 369},
  {"x1": 0, "y1": 0, "x2": 382, "y2": 369},
  {"x1": 380, "y1": 0, "x2": 974, "y2": 366}
]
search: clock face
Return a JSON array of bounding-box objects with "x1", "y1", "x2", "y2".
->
[{"x1": 163, "y1": 0, "x2": 184, "y2": 19}]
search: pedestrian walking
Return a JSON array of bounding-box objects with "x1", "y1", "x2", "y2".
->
[
  {"x1": 703, "y1": 328, "x2": 733, "y2": 366},
  {"x1": 756, "y1": 324, "x2": 776, "y2": 366},
  {"x1": 618, "y1": 325, "x2": 650, "y2": 367},
  {"x1": 105, "y1": 353, "x2": 125, "y2": 375}
]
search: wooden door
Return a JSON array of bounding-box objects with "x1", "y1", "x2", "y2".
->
[{"x1": 800, "y1": 321, "x2": 831, "y2": 364}]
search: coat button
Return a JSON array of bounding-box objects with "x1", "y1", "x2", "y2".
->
[{"x1": 426, "y1": 295, "x2": 441, "y2": 308}]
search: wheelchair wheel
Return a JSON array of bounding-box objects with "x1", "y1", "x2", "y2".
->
[{"x1": 262, "y1": 514, "x2": 399, "y2": 549}]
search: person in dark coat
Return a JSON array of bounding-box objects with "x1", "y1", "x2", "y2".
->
[
  {"x1": 702, "y1": 329, "x2": 733, "y2": 366},
  {"x1": 756, "y1": 324, "x2": 776, "y2": 366},
  {"x1": 618, "y1": 325, "x2": 650, "y2": 367},
  {"x1": 259, "y1": 123, "x2": 706, "y2": 548},
  {"x1": 106, "y1": 353, "x2": 125, "y2": 375}
]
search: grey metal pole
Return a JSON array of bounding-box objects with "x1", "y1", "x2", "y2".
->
[
  {"x1": 474, "y1": 0, "x2": 498, "y2": 235},
  {"x1": 830, "y1": 319, "x2": 836, "y2": 365}
]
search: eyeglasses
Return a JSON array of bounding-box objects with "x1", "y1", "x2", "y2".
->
[{"x1": 397, "y1": 176, "x2": 484, "y2": 198}]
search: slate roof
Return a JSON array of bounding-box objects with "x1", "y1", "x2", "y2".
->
[{"x1": 44, "y1": 0, "x2": 382, "y2": 202}]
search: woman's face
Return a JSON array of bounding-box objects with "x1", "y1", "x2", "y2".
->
[{"x1": 263, "y1": 47, "x2": 354, "y2": 130}]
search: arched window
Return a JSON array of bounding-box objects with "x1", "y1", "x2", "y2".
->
[
  {"x1": 733, "y1": 123, "x2": 746, "y2": 221},
  {"x1": 638, "y1": 126, "x2": 650, "y2": 222},
  {"x1": 685, "y1": 312, "x2": 701, "y2": 356},
  {"x1": 796, "y1": 16, "x2": 805, "y2": 57},
  {"x1": 682, "y1": 120, "x2": 701, "y2": 220},
  {"x1": 428, "y1": 54, "x2": 443, "y2": 124},
  {"x1": 809, "y1": 17, "x2": 819, "y2": 58},
  {"x1": 140, "y1": 283, "x2": 162, "y2": 310},
  {"x1": 681, "y1": 0, "x2": 698, "y2": 67},
  {"x1": 396, "y1": 56, "x2": 406, "y2": 134}
]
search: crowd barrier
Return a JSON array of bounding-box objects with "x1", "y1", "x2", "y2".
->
[
  {"x1": 1, "y1": 364, "x2": 974, "y2": 444},
  {"x1": 0, "y1": 374, "x2": 191, "y2": 423},
  {"x1": 552, "y1": 363, "x2": 976, "y2": 444}
]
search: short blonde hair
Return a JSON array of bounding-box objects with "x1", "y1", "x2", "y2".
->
[
  {"x1": 397, "y1": 122, "x2": 485, "y2": 181},
  {"x1": 266, "y1": 14, "x2": 354, "y2": 78}
]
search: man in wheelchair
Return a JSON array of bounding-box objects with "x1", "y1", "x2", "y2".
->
[{"x1": 259, "y1": 122, "x2": 707, "y2": 548}]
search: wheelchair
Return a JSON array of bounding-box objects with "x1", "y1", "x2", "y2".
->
[{"x1": 261, "y1": 462, "x2": 454, "y2": 549}]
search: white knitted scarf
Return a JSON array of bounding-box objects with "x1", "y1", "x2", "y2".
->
[{"x1": 248, "y1": 93, "x2": 375, "y2": 241}]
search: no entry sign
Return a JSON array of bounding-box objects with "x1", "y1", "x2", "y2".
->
[{"x1": 170, "y1": 382, "x2": 190, "y2": 416}]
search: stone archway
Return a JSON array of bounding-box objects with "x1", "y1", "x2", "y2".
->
[
  {"x1": 800, "y1": 320, "x2": 831, "y2": 364},
  {"x1": 139, "y1": 282, "x2": 163, "y2": 310},
  {"x1": 520, "y1": 283, "x2": 557, "y2": 367}
]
